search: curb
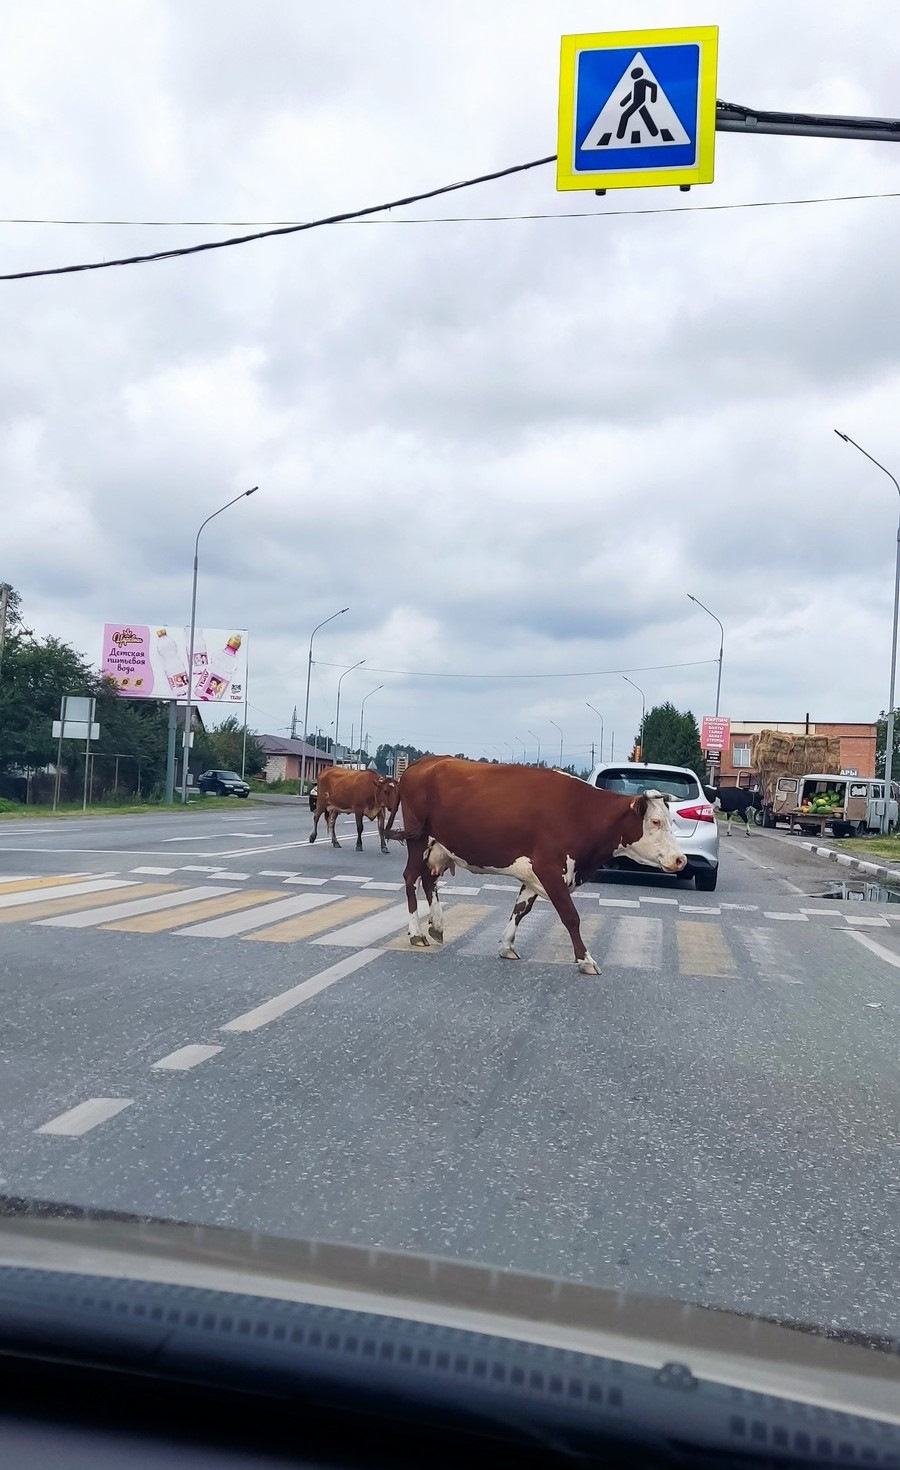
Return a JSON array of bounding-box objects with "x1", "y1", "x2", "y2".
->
[{"x1": 800, "y1": 841, "x2": 900, "y2": 886}]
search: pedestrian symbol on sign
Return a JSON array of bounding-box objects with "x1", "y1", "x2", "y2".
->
[{"x1": 582, "y1": 51, "x2": 690, "y2": 150}]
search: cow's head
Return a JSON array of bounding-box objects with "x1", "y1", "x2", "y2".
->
[
  {"x1": 375, "y1": 775, "x2": 399, "y2": 811},
  {"x1": 614, "y1": 790, "x2": 687, "y2": 873}
]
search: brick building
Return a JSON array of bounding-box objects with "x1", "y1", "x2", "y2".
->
[
  {"x1": 257, "y1": 734, "x2": 335, "y2": 783},
  {"x1": 717, "y1": 721, "x2": 877, "y2": 788}
]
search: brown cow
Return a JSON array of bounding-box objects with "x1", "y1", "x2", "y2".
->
[
  {"x1": 385, "y1": 756, "x2": 686, "y2": 974},
  {"x1": 309, "y1": 768, "x2": 398, "y2": 854}
]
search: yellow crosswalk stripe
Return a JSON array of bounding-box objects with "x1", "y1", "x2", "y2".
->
[
  {"x1": 0, "y1": 873, "x2": 89, "y2": 895},
  {"x1": 676, "y1": 920, "x2": 737, "y2": 977},
  {"x1": 528, "y1": 913, "x2": 606, "y2": 966},
  {"x1": 104, "y1": 888, "x2": 290, "y2": 934},
  {"x1": 245, "y1": 896, "x2": 391, "y2": 943},
  {"x1": 0, "y1": 884, "x2": 175, "y2": 925},
  {"x1": 384, "y1": 903, "x2": 496, "y2": 952}
]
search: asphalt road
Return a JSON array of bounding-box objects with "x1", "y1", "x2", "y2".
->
[{"x1": 1, "y1": 800, "x2": 899, "y2": 1341}]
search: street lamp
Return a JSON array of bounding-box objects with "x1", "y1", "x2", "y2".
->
[
  {"x1": 358, "y1": 685, "x2": 383, "y2": 765},
  {"x1": 301, "y1": 607, "x2": 349, "y2": 791},
  {"x1": 516, "y1": 736, "x2": 527, "y2": 763},
  {"x1": 334, "y1": 659, "x2": 365, "y2": 761},
  {"x1": 622, "y1": 676, "x2": 646, "y2": 759},
  {"x1": 549, "y1": 719, "x2": 564, "y2": 768},
  {"x1": 528, "y1": 729, "x2": 542, "y2": 766},
  {"x1": 835, "y1": 430, "x2": 900, "y2": 831},
  {"x1": 687, "y1": 594, "x2": 724, "y2": 718},
  {"x1": 181, "y1": 486, "x2": 258, "y2": 803},
  {"x1": 585, "y1": 703, "x2": 604, "y2": 763}
]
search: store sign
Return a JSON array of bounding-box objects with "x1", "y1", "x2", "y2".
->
[{"x1": 101, "y1": 624, "x2": 247, "y2": 704}]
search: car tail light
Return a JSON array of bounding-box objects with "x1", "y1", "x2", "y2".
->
[{"x1": 677, "y1": 803, "x2": 716, "y2": 822}]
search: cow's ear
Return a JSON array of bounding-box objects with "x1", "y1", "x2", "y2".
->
[{"x1": 629, "y1": 794, "x2": 649, "y2": 818}]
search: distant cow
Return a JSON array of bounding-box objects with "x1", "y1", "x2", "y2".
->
[
  {"x1": 385, "y1": 756, "x2": 686, "y2": 975},
  {"x1": 711, "y1": 786, "x2": 760, "y2": 836},
  {"x1": 309, "y1": 769, "x2": 398, "y2": 854}
]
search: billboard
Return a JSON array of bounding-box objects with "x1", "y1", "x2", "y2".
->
[
  {"x1": 101, "y1": 624, "x2": 247, "y2": 704},
  {"x1": 700, "y1": 715, "x2": 730, "y2": 752}
]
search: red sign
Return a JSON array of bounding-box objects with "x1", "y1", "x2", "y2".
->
[{"x1": 701, "y1": 715, "x2": 730, "y2": 752}]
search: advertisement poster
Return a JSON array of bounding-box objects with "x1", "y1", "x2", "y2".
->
[{"x1": 101, "y1": 625, "x2": 247, "y2": 704}]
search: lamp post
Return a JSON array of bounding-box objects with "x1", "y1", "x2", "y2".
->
[
  {"x1": 181, "y1": 486, "x2": 258, "y2": 803},
  {"x1": 528, "y1": 729, "x2": 542, "y2": 766},
  {"x1": 622, "y1": 676, "x2": 646, "y2": 759},
  {"x1": 300, "y1": 607, "x2": 348, "y2": 791},
  {"x1": 835, "y1": 430, "x2": 900, "y2": 831},
  {"x1": 687, "y1": 593, "x2": 724, "y2": 718},
  {"x1": 334, "y1": 659, "x2": 365, "y2": 762},
  {"x1": 516, "y1": 736, "x2": 527, "y2": 763},
  {"x1": 585, "y1": 703, "x2": 604, "y2": 764},
  {"x1": 358, "y1": 685, "x2": 383, "y2": 766},
  {"x1": 549, "y1": 719, "x2": 564, "y2": 768}
]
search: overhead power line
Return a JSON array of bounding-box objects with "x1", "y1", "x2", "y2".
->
[
  {"x1": 3, "y1": 187, "x2": 897, "y2": 228},
  {"x1": 315, "y1": 658, "x2": 718, "y2": 680},
  {"x1": 0, "y1": 153, "x2": 555, "y2": 282}
]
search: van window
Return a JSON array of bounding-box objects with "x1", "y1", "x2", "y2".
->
[
  {"x1": 849, "y1": 784, "x2": 867, "y2": 799},
  {"x1": 776, "y1": 777, "x2": 798, "y2": 792}
]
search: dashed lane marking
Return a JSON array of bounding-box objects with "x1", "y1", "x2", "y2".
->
[
  {"x1": 845, "y1": 929, "x2": 900, "y2": 969},
  {"x1": 151, "y1": 1045, "x2": 223, "y2": 1071},
  {"x1": 845, "y1": 914, "x2": 890, "y2": 928},
  {"x1": 221, "y1": 950, "x2": 380, "y2": 1033},
  {"x1": 36, "y1": 1097, "x2": 133, "y2": 1136},
  {"x1": 245, "y1": 896, "x2": 390, "y2": 944},
  {"x1": 763, "y1": 911, "x2": 809, "y2": 922}
]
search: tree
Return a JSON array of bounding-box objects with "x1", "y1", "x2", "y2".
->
[
  {"x1": 193, "y1": 715, "x2": 265, "y2": 777},
  {"x1": 875, "y1": 710, "x2": 900, "y2": 779},
  {"x1": 638, "y1": 703, "x2": 705, "y2": 777}
]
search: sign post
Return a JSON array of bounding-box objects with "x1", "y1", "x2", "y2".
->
[{"x1": 557, "y1": 26, "x2": 718, "y2": 194}]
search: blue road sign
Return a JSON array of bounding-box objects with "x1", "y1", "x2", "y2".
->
[{"x1": 557, "y1": 27, "x2": 718, "y2": 191}]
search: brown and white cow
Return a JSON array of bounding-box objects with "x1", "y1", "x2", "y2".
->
[
  {"x1": 309, "y1": 768, "x2": 398, "y2": 854},
  {"x1": 385, "y1": 756, "x2": 686, "y2": 974}
]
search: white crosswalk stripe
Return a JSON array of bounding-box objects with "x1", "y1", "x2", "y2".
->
[
  {"x1": 176, "y1": 892, "x2": 339, "y2": 938},
  {"x1": 38, "y1": 885, "x2": 236, "y2": 928},
  {"x1": 0, "y1": 877, "x2": 135, "y2": 910},
  {"x1": 604, "y1": 916, "x2": 663, "y2": 969}
]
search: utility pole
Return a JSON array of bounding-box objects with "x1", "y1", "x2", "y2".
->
[{"x1": 0, "y1": 584, "x2": 9, "y2": 681}]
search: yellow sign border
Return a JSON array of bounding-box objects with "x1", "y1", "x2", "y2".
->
[{"x1": 557, "y1": 26, "x2": 719, "y2": 191}]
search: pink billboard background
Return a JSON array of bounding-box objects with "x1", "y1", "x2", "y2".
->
[{"x1": 101, "y1": 625, "x2": 247, "y2": 704}]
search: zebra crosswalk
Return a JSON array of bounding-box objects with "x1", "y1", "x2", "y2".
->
[{"x1": 2, "y1": 871, "x2": 897, "y2": 981}]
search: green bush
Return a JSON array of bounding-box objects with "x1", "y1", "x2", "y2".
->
[
  {"x1": 249, "y1": 778, "x2": 301, "y2": 794},
  {"x1": 0, "y1": 796, "x2": 23, "y2": 813}
]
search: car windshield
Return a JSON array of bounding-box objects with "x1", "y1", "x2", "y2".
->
[
  {"x1": 595, "y1": 767, "x2": 700, "y2": 801},
  {"x1": 3, "y1": 4, "x2": 900, "y2": 1439}
]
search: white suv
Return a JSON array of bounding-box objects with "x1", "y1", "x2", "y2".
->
[{"x1": 586, "y1": 761, "x2": 720, "y2": 892}]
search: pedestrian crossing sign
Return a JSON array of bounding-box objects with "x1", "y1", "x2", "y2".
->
[{"x1": 557, "y1": 26, "x2": 718, "y2": 191}]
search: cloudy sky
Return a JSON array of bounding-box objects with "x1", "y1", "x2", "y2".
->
[{"x1": 2, "y1": 0, "x2": 899, "y2": 768}]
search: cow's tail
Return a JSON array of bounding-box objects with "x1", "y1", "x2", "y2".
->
[{"x1": 383, "y1": 781, "x2": 403, "y2": 836}]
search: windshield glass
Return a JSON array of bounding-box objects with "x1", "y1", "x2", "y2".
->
[
  {"x1": 2, "y1": 0, "x2": 899, "y2": 1418},
  {"x1": 595, "y1": 767, "x2": 700, "y2": 800}
]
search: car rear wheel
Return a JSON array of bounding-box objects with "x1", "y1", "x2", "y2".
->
[{"x1": 694, "y1": 867, "x2": 718, "y2": 892}]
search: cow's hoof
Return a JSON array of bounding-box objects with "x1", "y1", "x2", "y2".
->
[
  {"x1": 409, "y1": 934, "x2": 430, "y2": 948},
  {"x1": 380, "y1": 846, "x2": 389, "y2": 855},
  {"x1": 428, "y1": 925, "x2": 444, "y2": 943},
  {"x1": 577, "y1": 959, "x2": 600, "y2": 976},
  {"x1": 499, "y1": 948, "x2": 520, "y2": 961}
]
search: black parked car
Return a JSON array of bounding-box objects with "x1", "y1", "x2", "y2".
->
[{"x1": 197, "y1": 769, "x2": 250, "y2": 798}]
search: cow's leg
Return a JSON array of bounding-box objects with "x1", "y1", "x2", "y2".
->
[
  {"x1": 725, "y1": 812, "x2": 732, "y2": 836},
  {"x1": 499, "y1": 884, "x2": 538, "y2": 960},
  {"x1": 309, "y1": 806, "x2": 323, "y2": 844},
  {"x1": 327, "y1": 808, "x2": 341, "y2": 848},
  {"x1": 420, "y1": 865, "x2": 444, "y2": 943},
  {"x1": 534, "y1": 864, "x2": 599, "y2": 975},
  {"x1": 743, "y1": 808, "x2": 751, "y2": 837},
  {"x1": 355, "y1": 811, "x2": 364, "y2": 852},
  {"x1": 377, "y1": 808, "x2": 388, "y2": 854},
  {"x1": 403, "y1": 838, "x2": 429, "y2": 946}
]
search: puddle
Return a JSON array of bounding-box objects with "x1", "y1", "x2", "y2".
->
[{"x1": 820, "y1": 881, "x2": 900, "y2": 903}]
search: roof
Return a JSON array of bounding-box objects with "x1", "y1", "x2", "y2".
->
[{"x1": 258, "y1": 734, "x2": 331, "y2": 760}]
